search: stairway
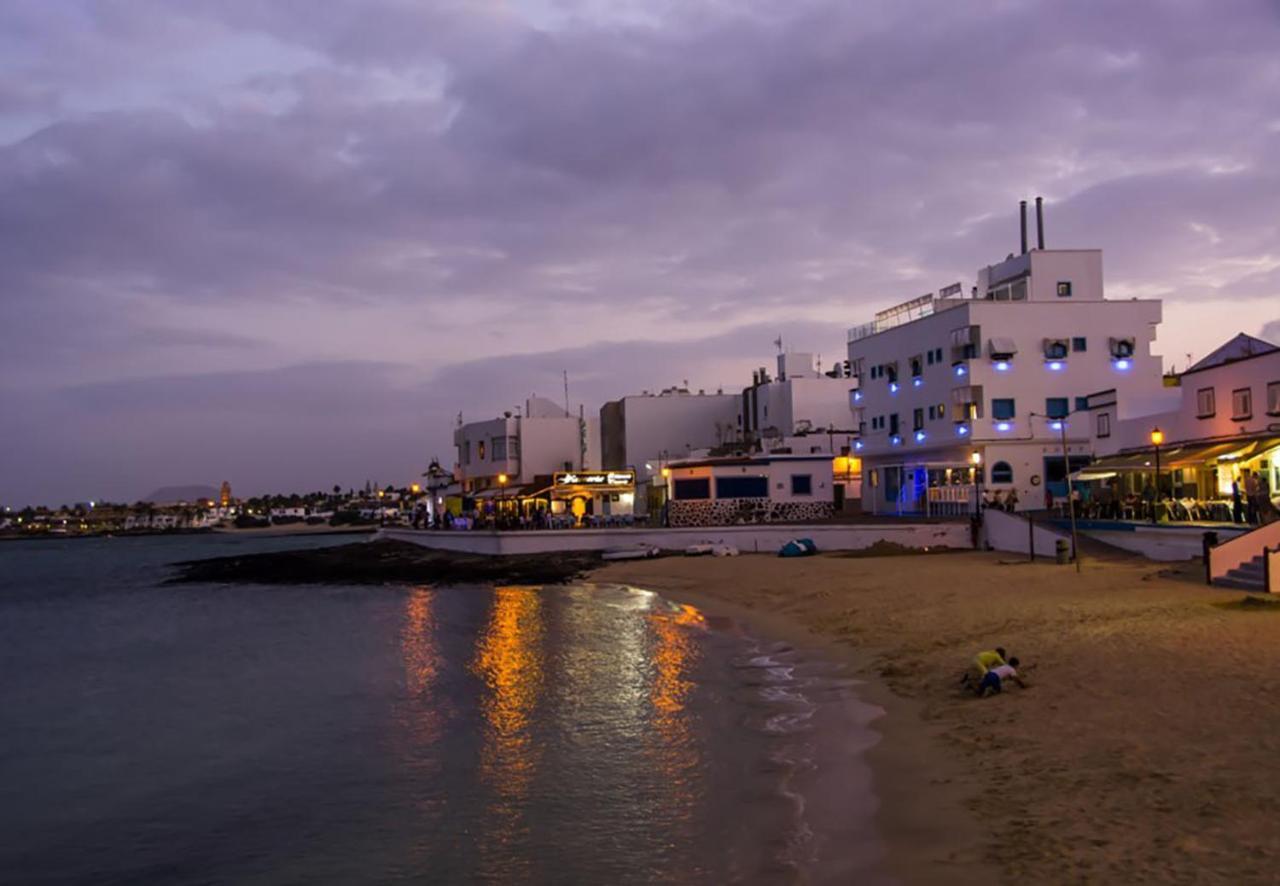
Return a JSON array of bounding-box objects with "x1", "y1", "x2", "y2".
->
[{"x1": 1216, "y1": 555, "x2": 1267, "y2": 591}]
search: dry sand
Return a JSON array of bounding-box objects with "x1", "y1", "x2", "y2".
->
[{"x1": 593, "y1": 549, "x2": 1280, "y2": 885}]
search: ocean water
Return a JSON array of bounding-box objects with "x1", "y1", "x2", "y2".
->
[{"x1": 0, "y1": 535, "x2": 888, "y2": 884}]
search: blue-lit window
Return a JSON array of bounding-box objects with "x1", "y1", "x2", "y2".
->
[
  {"x1": 992, "y1": 399, "x2": 1016, "y2": 420},
  {"x1": 673, "y1": 478, "x2": 710, "y2": 500},
  {"x1": 790, "y1": 475, "x2": 813, "y2": 496},
  {"x1": 1046, "y1": 398, "x2": 1069, "y2": 419},
  {"x1": 1072, "y1": 337, "x2": 1087, "y2": 352},
  {"x1": 716, "y1": 476, "x2": 769, "y2": 499}
]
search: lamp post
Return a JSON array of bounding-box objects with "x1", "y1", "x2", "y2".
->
[
  {"x1": 498, "y1": 473, "x2": 508, "y2": 526},
  {"x1": 1059, "y1": 415, "x2": 1082, "y2": 573},
  {"x1": 970, "y1": 449, "x2": 983, "y2": 518},
  {"x1": 1150, "y1": 428, "x2": 1163, "y2": 524}
]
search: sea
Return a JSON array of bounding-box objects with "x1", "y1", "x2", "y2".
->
[{"x1": 0, "y1": 534, "x2": 889, "y2": 885}]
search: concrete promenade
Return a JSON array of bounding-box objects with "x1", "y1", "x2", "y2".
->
[{"x1": 379, "y1": 522, "x2": 970, "y2": 555}]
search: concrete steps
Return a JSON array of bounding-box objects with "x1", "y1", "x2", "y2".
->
[{"x1": 1218, "y1": 555, "x2": 1267, "y2": 591}]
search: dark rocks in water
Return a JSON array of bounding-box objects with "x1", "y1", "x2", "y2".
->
[{"x1": 168, "y1": 539, "x2": 601, "y2": 586}]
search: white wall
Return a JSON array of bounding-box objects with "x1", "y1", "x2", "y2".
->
[
  {"x1": 667, "y1": 456, "x2": 835, "y2": 503},
  {"x1": 615, "y1": 392, "x2": 740, "y2": 477},
  {"x1": 981, "y1": 507, "x2": 1069, "y2": 557},
  {"x1": 380, "y1": 521, "x2": 971, "y2": 555}
]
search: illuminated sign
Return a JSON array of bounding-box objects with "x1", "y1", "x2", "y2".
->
[{"x1": 553, "y1": 470, "x2": 636, "y2": 488}]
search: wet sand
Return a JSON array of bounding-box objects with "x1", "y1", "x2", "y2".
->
[{"x1": 593, "y1": 549, "x2": 1280, "y2": 885}]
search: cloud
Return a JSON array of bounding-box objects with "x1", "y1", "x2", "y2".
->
[{"x1": 1, "y1": 0, "x2": 1278, "y2": 502}]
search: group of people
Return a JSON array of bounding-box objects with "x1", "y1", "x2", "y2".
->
[
  {"x1": 959, "y1": 646, "x2": 1027, "y2": 698},
  {"x1": 981, "y1": 488, "x2": 1020, "y2": 512},
  {"x1": 1232, "y1": 469, "x2": 1276, "y2": 525}
]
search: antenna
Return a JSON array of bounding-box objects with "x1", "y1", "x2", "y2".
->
[
  {"x1": 563, "y1": 370, "x2": 570, "y2": 417},
  {"x1": 773, "y1": 335, "x2": 783, "y2": 353}
]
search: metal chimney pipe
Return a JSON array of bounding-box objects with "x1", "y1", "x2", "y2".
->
[
  {"x1": 1035, "y1": 196, "x2": 1045, "y2": 249},
  {"x1": 1019, "y1": 200, "x2": 1028, "y2": 254}
]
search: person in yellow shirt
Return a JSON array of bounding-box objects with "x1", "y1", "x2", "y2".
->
[{"x1": 960, "y1": 647, "x2": 1007, "y2": 690}]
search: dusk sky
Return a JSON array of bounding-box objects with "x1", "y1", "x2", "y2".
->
[{"x1": 3, "y1": 0, "x2": 1278, "y2": 506}]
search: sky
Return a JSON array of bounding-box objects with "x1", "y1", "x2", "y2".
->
[{"x1": 2, "y1": 0, "x2": 1278, "y2": 506}]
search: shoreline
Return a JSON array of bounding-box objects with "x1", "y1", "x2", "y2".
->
[
  {"x1": 592, "y1": 562, "x2": 993, "y2": 885},
  {"x1": 591, "y1": 549, "x2": 1280, "y2": 884}
]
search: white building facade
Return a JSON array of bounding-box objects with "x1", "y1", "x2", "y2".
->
[
  {"x1": 848, "y1": 230, "x2": 1166, "y2": 514},
  {"x1": 453, "y1": 396, "x2": 601, "y2": 496},
  {"x1": 664, "y1": 453, "x2": 837, "y2": 527}
]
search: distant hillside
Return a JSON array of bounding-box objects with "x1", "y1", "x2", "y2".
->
[{"x1": 142, "y1": 485, "x2": 219, "y2": 504}]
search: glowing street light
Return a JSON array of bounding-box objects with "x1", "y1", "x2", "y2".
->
[{"x1": 1150, "y1": 427, "x2": 1164, "y2": 523}]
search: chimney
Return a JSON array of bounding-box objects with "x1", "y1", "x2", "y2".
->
[
  {"x1": 1035, "y1": 196, "x2": 1045, "y2": 250},
  {"x1": 1019, "y1": 200, "x2": 1028, "y2": 255}
]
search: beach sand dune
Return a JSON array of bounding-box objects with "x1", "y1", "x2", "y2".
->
[{"x1": 594, "y1": 550, "x2": 1280, "y2": 885}]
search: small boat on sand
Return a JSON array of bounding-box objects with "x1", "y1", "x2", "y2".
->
[{"x1": 601, "y1": 544, "x2": 661, "y2": 561}]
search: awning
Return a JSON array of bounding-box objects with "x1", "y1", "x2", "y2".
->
[
  {"x1": 989, "y1": 336, "x2": 1018, "y2": 358},
  {"x1": 1079, "y1": 451, "x2": 1159, "y2": 473},
  {"x1": 1216, "y1": 435, "x2": 1280, "y2": 462}
]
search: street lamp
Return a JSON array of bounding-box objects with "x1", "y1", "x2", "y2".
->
[
  {"x1": 970, "y1": 450, "x2": 983, "y2": 516},
  {"x1": 1150, "y1": 427, "x2": 1163, "y2": 523},
  {"x1": 498, "y1": 473, "x2": 509, "y2": 522}
]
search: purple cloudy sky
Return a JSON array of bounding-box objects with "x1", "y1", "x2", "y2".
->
[{"x1": 2, "y1": 0, "x2": 1278, "y2": 506}]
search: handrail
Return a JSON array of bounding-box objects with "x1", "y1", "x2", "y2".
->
[{"x1": 1208, "y1": 520, "x2": 1280, "y2": 583}]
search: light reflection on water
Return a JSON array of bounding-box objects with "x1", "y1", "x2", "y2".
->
[{"x1": 0, "y1": 538, "x2": 886, "y2": 886}]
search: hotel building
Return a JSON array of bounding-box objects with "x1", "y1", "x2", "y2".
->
[{"x1": 847, "y1": 200, "x2": 1166, "y2": 514}]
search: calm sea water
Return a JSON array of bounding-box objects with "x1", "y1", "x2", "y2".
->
[{"x1": 0, "y1": 535, "x2": 888, "y2": 885}]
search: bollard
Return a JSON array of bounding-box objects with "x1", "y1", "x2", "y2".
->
[
  {"x1": 1055, "y1": 538, "x2": 1070, "y2": 565},
  {"x1": 1202, "y1": 531, "x2": 1218, "y2": 585}
]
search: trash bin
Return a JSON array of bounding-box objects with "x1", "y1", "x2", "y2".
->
[{"x1": 1055, "y1": 538, "x2": 1070, "y2": 565}]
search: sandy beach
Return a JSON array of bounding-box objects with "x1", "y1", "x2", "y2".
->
[{"x1": 593, "y1": 549, "x2": 1280, "y2": 885}]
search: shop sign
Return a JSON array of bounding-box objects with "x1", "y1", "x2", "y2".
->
[{"x1": 554, "y1": 470, "x2": 635, "y2": 487}]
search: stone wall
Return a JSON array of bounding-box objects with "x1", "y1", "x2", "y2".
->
[{"x1": 667, "y1": 496, "x2": 834, "y2": 527}]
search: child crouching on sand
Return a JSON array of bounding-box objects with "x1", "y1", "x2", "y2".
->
[{"x1": 973, "y1": 658, "x2": 1026, "y2": 697}]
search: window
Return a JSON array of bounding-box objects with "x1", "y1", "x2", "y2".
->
[
  {"x1": 1057, "y1": 281, "x2": 1073, "y2": 297},
  {"x1": 991, "y1": 461, "x2": 1014, "y2": 483},
  {"x1": 1046, "y1": 398, "x2": 1069, "y2": 419},
  {"x1": 1196, "y1": 387, "x2": 1215, "y2": 418},
  {"x1": 715, "y1": 476, "x2": 769, "y2": 499},
  {"x1": 1044, "y1": 340, "x2": 1069, "y2": 359},
  {"x1": 1267, "y1": 381, "x2": 1280, "y2": 416},
  {"x1": 1072, "y1": 337, "x2": 1087, "y2": 352},
  {"x1": 927, "y1": 405, "x2": 936, "y2": 421},
  {"x1": 462, "y1": 441, "x2": 471, "y2": 465},
  {"x1": 491, "y1": 436, "x2": 507, "y2": 460},
  {"x1": 790, "y1": 475, "x2": 813, "y2": 496},
  {"x1": 889, "y1": 414, "x2": 900, "y2": 435},
  {"x1": 1097, "y1": 412, "x2": 1111, "y2": 438},
  {"x1": 1075, "y1": 397, "x2": 1089, "y2": 412},
  {"x1": 1232, "y1": 387, "x2": 1253, "y2": 420},
  {"x1": 673, "y1": 478, "x2": 710, "y2": 500},
  {"x1": 992, "y1": 398, "x2": 1016, "y2": 420},
  {"x1": 936, "y1": 348, "x2": 944, "y2": 363},
  {"x1": 913, "y1": 408, "x2": 924, "y2": 431},
  {"x1": 911, "y1": 356, "x2": 922, "y2": 377},
  {"x1": 477, "y1": 440, "x2": 486, "y2": 460}
]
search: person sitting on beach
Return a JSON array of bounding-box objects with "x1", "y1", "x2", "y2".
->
[{"x1": 974, "y1": 658, "x2": 1027, "y2": 697}]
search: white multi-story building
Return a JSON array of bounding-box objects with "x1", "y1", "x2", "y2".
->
[
  {"x1": 600, "y1": 387, "x2": 740, "y2": 472},
  {"x1": 741, "y1": 352, "x2": 859, "y2": 454},
  {"x1": 848, "y1": 202, "x2": 1166, "y2": 514},
  {"x1": 453, "y1": 396, "x2": 601, "y2": 496}
]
